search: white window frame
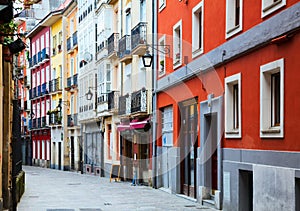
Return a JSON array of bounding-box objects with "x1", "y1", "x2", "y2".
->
[
  {"x1": 225, "y1": 73, "x2": 241, "y2": 138},
  {"x1": 262, "y1": 0, "x2": 286, "y2": 18},
  {"x1": 162, "y1": 106, "x2": 173, "y2": 147},
  {"x1": 173, "y1": 20, "x2": 182, "y2": 69},
  {"x1": 260, "y1": 58, "x2": 284, "y2": 138},
  {"x1": 158, "y1": 35, "x2": 166, "y2": 77},
  {"x1": 192, "y1": 1, "x2": 204, "y2": 58},
  {"x1": 226, "y1": 0, "x2": 243, "y2": 39},
  {"x1": 159, "y1": 0, "x2": 166, "y2": 12}
]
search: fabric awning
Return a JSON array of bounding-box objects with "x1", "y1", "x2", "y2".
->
[
  {"x1": 130, "y1": 118, "x2": 150, "y2": 130},
  {"x1": 117, "y1": 124, "x2": 130, "y2": 132}
]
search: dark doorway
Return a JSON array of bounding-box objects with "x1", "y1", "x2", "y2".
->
[
  {"x1": 138, "y1": 134, "x2": 149, "y2": 185},
  {"x1": 180, "y1": 98, "x2": 198, "y2": 198},
  {"x1": 296, "y1": 177, "x2": 300, "y2": 211},
  {"x1": 204, "y1": 113, "x2": 218, "y2": 192},
  {"x1": 239, "y1": 170, "x2": 253, "y2": 211},
  {"x1": 70, "y1": 137, "x2": 75, "y2": 170},
  {"x1": 121, "y1": 134, "x2": 133, "y2": 181},
  {"x1": 58, "y1": 142, "x2": 62, "y2": 170}
]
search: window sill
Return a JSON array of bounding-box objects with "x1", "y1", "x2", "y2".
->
[
  {"x1": 261, "y1": 128, "x2": 281, "y2": 134},
  {"x1": 192, "y1": 48, "x2": 203, "y2": 59},
  {"x1": 263, "y1": 0, "x2": 282, "y2": 13},
  {"x1": 225, "y1": 129, "x2": 241, "y2": 138},
  {"x1": 226, "y1": 24, "x2": 242, "y2": 39},
  {"x1": 262, "y1": 0, "x2": 285, "y2": 18},
  {"x1": 173, "y1": 60, "x2": 182, "y2": 69}
]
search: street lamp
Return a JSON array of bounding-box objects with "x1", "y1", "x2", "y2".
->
[
  {"x1": 141, "y1": 44, "x2": 170, "y2": 68},
  {"x1": 142, "y1": 50, "x2": 153, "y2": 67},
  {"x1": 86, "y1": 88, "x2": 93, "y2": 100}
]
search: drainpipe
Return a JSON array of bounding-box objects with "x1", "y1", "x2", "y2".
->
[{"x1": 152, "y1": 0, "x2": 158, "y2": 189}]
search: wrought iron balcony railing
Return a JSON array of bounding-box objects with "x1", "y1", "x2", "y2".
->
[
  {"x1": 119, "y1": 35, "x2": 131, "y2": 59},
  {"x1": 108, "y1": 91, "x2": 119, "y2": 111},
  {"x1": 72, "y1": 31, "x2": 78, "y2": 47},
  {"x1": 73, "y1": 74, "x2": 78, "y2": 86},
  {"x1": 131, "y1": 88, "x2": 147, "y2": 113},
  {"x1": 131, "y1": 22, "x2": 147, "y2": 51},
  {"x1": 108, "y1": 33, "x2": 119, "y2": 56}
]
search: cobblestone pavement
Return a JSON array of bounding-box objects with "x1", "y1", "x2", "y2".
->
[{"x1": 17, "y1": 166, "x2": 218, "y2": 211}]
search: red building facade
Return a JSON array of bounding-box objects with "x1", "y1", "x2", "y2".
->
[
  {"x1": 27, "y1": 26, "x2": 51, "y2": 167},
  {"x1": 156, "y1": 0, "x2": 300, "y2": 210}
]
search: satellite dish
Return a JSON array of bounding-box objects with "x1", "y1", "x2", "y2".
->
[{"x1": 83, "y1": 52, "x2": 92, "y2": 62}]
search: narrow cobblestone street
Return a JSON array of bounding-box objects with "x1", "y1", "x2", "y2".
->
[{"x1": 17, "y1": 166, "x2": 216, "y2": 211}]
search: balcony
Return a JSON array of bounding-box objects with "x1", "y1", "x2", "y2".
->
[
  {"x1": 73, "y1": 74, "x2": 78, "y2": 87},
  {"x1": 67, "y1": 76, "x2": 72, "y2": 87},
  {"x1": 118, "y1": 95, "x2": 127, "y2": 115},
  {"x1": 41, "y1": 82, "x2": 49, "y2": 95},
  {"x1": 119, "y1": 35, "x2": 131, "y2": 62},
  {"x1": 37, "y1": 117, "x2": 41, "y2": 128},
  {"x1": 37, "y1": 85, "x2": 41, "y2": 97},
  {"x1": 33, "y1": 54, "x2": 37, "y2": 67},
  {"x1": 32, "y1": 87, "x2": 36, "y2": 99},
  {"x1": 118, "y1": 94, "x2": 131, "y2": 116},
  {"x1": 72, "y1": 31, "x2": 78, "y2": 47},
  {"x1": 49, "y1": 78, "x2": 62, "y2": 94},
  {"x1": 107, "y1": 33, "x2": 119, "y2": 59},
  {"x1": 96, "y1": 40, "x2": 107, "y2": 61},
  {"x1": 67, "y1": 37, "x2": 72, "y2": 52},
  {"x1": 54, "y1": 77, "x2": 62, "y2": 92},
  {"x1": 29, "y1": 89, "x2": 32, "y2": 99},
  {"x1": 41, "y1": 47, "x2": 50, "y2": 62},
  {"x1": 28, "y1": 57, "x2": 33, "y2": 68},
  {"x1": 50, "y1": 113, "x2": 61, "y2": 125},
  {"x1": 37, "y1": 51, "x2": 42, "y2": 63},
  {"x1": 32, "y1": 118, "x2": 36, "y2": 129},
  {"x1": 42, "y1": 116, "x2": 46, "y2": 127},
  {"x1": 67, "y1": 113, "x2": 78, "y2": 127},
  {"x1": 131, "y1": 88, "x2": 147, "y2": 114},
  {"x1": 49, "y1": 80, "x2": 54, "y2": 93},
  {"x1": 108, "y1": 91, "x2": 119, "y2": 113},
  {"x1": 131, "y1": 22, "x2": 147, "y2": 55}
]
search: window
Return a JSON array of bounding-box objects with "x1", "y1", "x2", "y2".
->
[
  {"x1": 262, "y1": 0, "x2": 286, "y2": 18},
  {"x1": 162, "y1": 106, "x2": 173, "y2": 146},
  {"x1": 106, "y1": 63, "x2": 111, "y2": 93},
  {"x1": 52, "y1": 35, "x2": 57, "y2": 55},
  {"x1": 70, "y1": 58, "x2": 74, "y2": 76},
  {"x1": 158, "y1": 35, "x2": 166, "y2": 77},
  {"x1": 125, "y1": 9, "x2": 131, "y2": 35},
  {"x1": 140, "y1": 0, "x2": 146, "y2": 22},
  {"x1": 225, "y1": 73, "x2": 241, "y2": 138},
  {"x1": 260, "y1": 58, "x2": 284, "y2": 138},
  {"x1": 159, "y1": 0, "x2": 166, "y2": 12},
  {"x1": 226, "y1": 0, "x2": 243, "y2": 39},
  {"x1": 192, "y1": 1, "x2": 204, "y2": 58},
  {"x1": 173, "y1": 20, "x2": 182, "y2": 69}
]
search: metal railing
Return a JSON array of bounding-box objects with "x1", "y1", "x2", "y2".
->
[
  {"x1": 119, "y1": 35, "x2": 131, "y2": 59},
  {"x1": 118, "y1": 95, "x2": 127, "y2": 115},
  {"x1": 131, "y1": 22, "x2": 147, "y2": 50},
  {"x1": 72, "y1": 31, "x2": 78, "y2": 46},
  {"x1": 108, "y1": 33, "x2": 119, "y2": 56},
  {"x1": 73, "y1": 74, "x2": 78, "y2": 86}
]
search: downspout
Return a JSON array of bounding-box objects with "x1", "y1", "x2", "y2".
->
[{"x1": 152, "y1": 0, "x2": 158, "y2": 189}]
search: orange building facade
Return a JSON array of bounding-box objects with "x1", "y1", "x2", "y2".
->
[{"x1": 155, "y1": 0, "x2": 300, "y2": 210}]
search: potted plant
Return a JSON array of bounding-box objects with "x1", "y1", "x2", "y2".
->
[{"x1": 160, "y1": 60, "x2": 164, "y2": 70}]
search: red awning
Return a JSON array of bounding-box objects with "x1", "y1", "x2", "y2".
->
[
  {"x1": 117, "y1": 124, "x2": 130, "y2": 132},
  {"x1": 130, "y1": 118, "x2": 150, "y2": 130}
]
